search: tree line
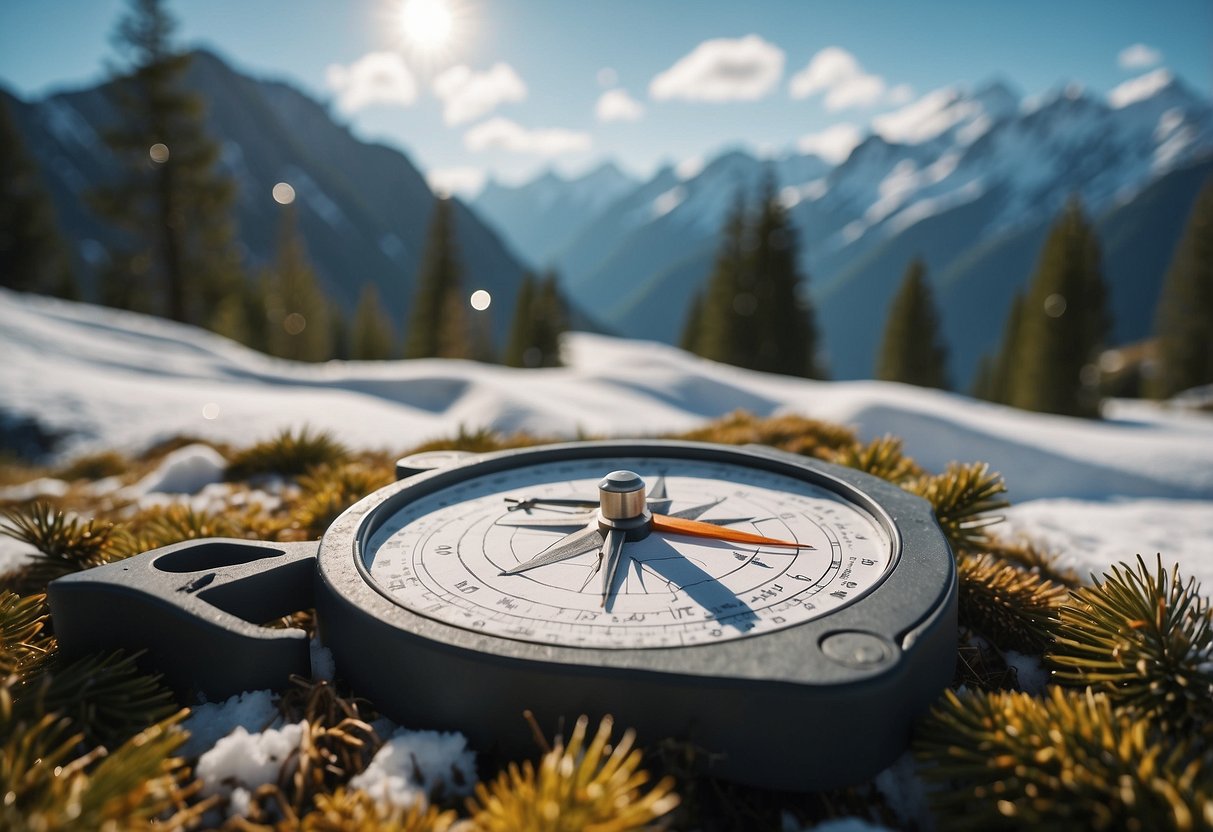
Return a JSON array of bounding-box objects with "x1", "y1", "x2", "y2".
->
[
  {"x1": 0, "y1": 0, "x2": 565, "y2": 369},
  {"x1": 678, "y1": 176, "x2": 1213, "y2": 416}
]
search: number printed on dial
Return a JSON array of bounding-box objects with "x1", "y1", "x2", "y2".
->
[{"x1": 362, "y1": 457, "x2": 893, "y2": 649}]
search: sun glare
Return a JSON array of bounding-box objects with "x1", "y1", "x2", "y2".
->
[{"x1": 400, "y1": 0, "x2": 453, "y2": 52}]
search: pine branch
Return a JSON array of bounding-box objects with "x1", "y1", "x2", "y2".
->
[
  {"x1": 0, "y1": 503, "x2": 122, "y2": 593},
  {"x1": 10, "y1": 649, "x2": 177, "y2": 747},
  {"x1": 831, "y1": 434, "x2": 924, "y2": 485},
  {"x1": 915, "y1": 687, "x2": 1213, "y2": 831},
  {"x1": 291, "y1": 462, "x2": 394, "y2": 538},
  {"x1": 1049, "y1": 555, "x2": 1213, "y2": 734},
  {"x1": 301, "y1": 789, "x2": 457, "y2": 831},
  {"x1": 225, "y1": 427, "x2": 349, "y2": 481},
  {"x1": 983, "y1": 536, "x2": 1081, "y2": 588},
  {"x1": 906, "y1": 462, "x2": 1009, "y2": 552},
  {"x1": 0, "y1": 590, "x2": 55, "y2": 677},
  {"x1": 957, "y1": 554, "x2": 1068, "y2": 653},
  {"x1": 467, "y1": 713, "x2": 679, "y2": 831}
]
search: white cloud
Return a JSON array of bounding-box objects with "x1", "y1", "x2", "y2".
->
[
  {"x1": 325, "y1": 52, "x2": 418, "y2": 113},
  {"x1": 649, "y1": 35, "x2": 785, "y2": 102},
  {"x1": 426, "y1": 166, "x2": 486, "y2": 198},
  {"x1": 1118, "y1": 43, "x2": 1163, "y2": 70},
  {"x1": 1108, "y1": 68, "x2": 1174, "y2": 108},
  {"x1": 464, "y1": 117, "x2": 591, "y2": 155},
  {"x1": 788, "y1": 46, "x2": 904, "y2": 111},
  {"x1": 433, "y1": 63, "x2": 527, "y2": 125},
  {"x1": 596, "y1": 88, "x2": 644, "y2": 122},
  {"x1": 796, "y1": 123, "x2": 863, "y2": 163}
]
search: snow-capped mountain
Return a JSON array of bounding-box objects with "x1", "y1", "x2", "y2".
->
[
  {"x1": 473, "y1": 162, "x2": 637, "y2": 268},
  {"x1": 2, "y1": 50, "x2": 532, "y2": 344},
  {"x1": 490, "y1": 74, "x2": 1212, "y2": 383}
]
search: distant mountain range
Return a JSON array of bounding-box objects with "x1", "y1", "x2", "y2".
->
[
  {"x1": 474, "y1": 74, "x2": 1213, "y2": 384},
  {"x1": 2, "y1": 50, "x2": 529, "y2": 345}
]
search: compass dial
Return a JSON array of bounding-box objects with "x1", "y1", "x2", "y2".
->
[{"x1": 361, "y1": 456, "x2": 893, "y2": 649}]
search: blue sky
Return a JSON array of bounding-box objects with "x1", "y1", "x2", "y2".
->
[{"x1": 1, "y1": 0, "x2": 1209, "y2": 194}]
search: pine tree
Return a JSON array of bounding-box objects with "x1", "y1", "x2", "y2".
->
[
  {"x1": 503, "y1": 273, "x2": 536, "y2": 367},
  {"x1": 1149, "y1": 179, "x2": 1213, "y2": 399},
  {"x1": 695, "y1": 192, "x2": 748, "y2": 366},
  {"x1": 263, "y1": 205, "x2": 333, "y2": 362},
  {"x1": 875, "y1": 258, "x2": 949, "y2": 389},
  {"x1": 750, "y1": 175, "x2": 820, "y2": 377},
  {"x1": 404, "y1": 197, "x2": 470, "y2": 359},
  {"x1": 0, "y1": 98, "x2": 76, "y2": 298},
  {"x1": 978, "y1": 291, "x2": 1026, "y2": 404},
  {"x1": 688, "y1": 181, "x2": 822, "y2": 377},
  {"x1": 1008, "y1": 200, "x2": 1109, "y2": 417},
  {"x1": 679, "y1": 290, "x2": 704, "y2": 353},
  {"x1": 88, "y1": 0, "x2": 242, "y2": 326},
  {"x1": 350, "y1": 283, "x2": 396, "y2": 360},
  {"x1": 503, "y1": 271, "x2": 566, "y2": 367}
]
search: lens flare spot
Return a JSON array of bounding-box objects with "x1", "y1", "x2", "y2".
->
[
  {"x1": 149, "y1": 143, "x2": 170, "y2": 163},
  {"x1": 273, "y1": 182, "x2": 296, "y2": 205},
  {"x1": 470, "y1": 289, "x2": 492, "y2": 311}
]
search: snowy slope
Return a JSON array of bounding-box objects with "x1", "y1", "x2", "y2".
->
[{"x1": 2, "y1": 289, "x2": 1211, "y2": 585}]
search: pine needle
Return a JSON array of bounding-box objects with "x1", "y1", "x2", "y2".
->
[
  {"x1": 906, "y1": 462, "x2": 1009, "y2": 552},
  {"x1": 0, "y1": 590, "x2": 55, "y2": 677},
  {"x1": 226, "y1": 427, "x2": 349, "y2": 481},
  {"x1": 831, "y1": 434, "x2": 924, "y2": 484},
  {"x1": 1049, "y1": 554, "x2": 1213, "y2": 733},
  {"x1": 0, "y1": 502, "x2": 123, "y2": 593},
  {"x1": 915, "y1": 687, "x2": 1213, "y2": 831},
  {"x1": 957, "y1": 553, "x2": 1068, "y2": 653}
]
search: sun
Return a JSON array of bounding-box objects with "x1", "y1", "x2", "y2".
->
[{"x1": 400, "y1": 0, "x2": 453, "y2": 52}]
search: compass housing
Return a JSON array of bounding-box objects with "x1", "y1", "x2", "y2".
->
[{"x1": 316, "y1": 440, "x2": 956, "y2": 790}]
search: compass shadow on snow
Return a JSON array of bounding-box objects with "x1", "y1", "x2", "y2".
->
[{"x1": 615, "y1": 536, "x2": 761, "y2": 634}]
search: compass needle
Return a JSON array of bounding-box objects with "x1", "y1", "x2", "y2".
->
[
  {"x1": 599, "y1": 529, "x2": 628, "y2": 609},
  {"x1": 499, "y1": 524, "x2": 604, "y2": 575},
  {"x1": 651, "y1": 514, "x2": 815, "y2": 549}
]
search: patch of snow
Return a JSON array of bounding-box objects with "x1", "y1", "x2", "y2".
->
[
  {"x1": 310, "y1": 639, "x2": 336, "y2": 681},
  {"x1": 1001, "y1": 498, "x2": 1213, "y2": 590},
  {"x1": 182, "y1": 690, "x2": 279, "y2": 758},
  {"x1": 196, "y1": 721, "x2": 306, "y2": 804},
  {"x1": 1004, "y1": 650, "x2": 1050, "y2": 694},
  {"x1": 0, "y1": 536, "x2": 36, "y2": 574},
  {"x1": 651, "y1": 185, "x2": 687, "y2": 219},
  {"x1": 1108, "y1": 68, "x2": 1174, "y2": 109},
  {"x1": 874, "y1": 753, "x2": 932, "y2": 831},
  {"x1": 348, "y1": 729, "x2": 477, "y2": 808},
  {"x1": 0, "y1": 477, "x2": 70, "y2": 501},
  {"x1": 122, "y1": 443, "x2": 227, "y2": 497}
]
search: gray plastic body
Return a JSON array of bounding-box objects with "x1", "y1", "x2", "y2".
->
[
  {"x1": 46, "y1": 440, "x2": 955, "y2": 790},
  {"x1": 317, "y1": 441, "x2": 957, "y2": 790}
]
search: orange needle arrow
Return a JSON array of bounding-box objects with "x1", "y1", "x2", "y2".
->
[{"x1": 651, "y1": 514, "x2": 814, "y2": 549}]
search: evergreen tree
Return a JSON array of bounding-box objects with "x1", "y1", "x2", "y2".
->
[
  {"x1": 263, "y1": 205, "x2": 332, "y2": 362},
  {"x1": 503, "y1": 271, "x2": 566, "y2": 367},
  {"x1": 978, "y1": 291, "x2": 1026, "y2": 404},
  {"x1": 404, "y1": 197, "x2": 470, "y2": 359},
  {"x1": 350, "y1": 283, "x2": 396, "y2": 360},
  {"x1": 695, "y1": 192, "x2": 749, "y2": 366},
  {"x1": 1007, "y1": 200, "x2": 1109, "y2": 417},
  {"x1": 89, "y1": 0, "x2": 242, "y2": 326},
  {"x1": 750, "y1": 175, "x2": 820, "y2": 377},
  {"x1": 688, "y1": 180, "x2": 822, "y2": 377},
  {"x1": 1149, "y1": 180, "x2": 1213, "y2": 399},
  {"x1": 0, "y1": 98, "x2": 76, "y2": 298},
  {"x1": 875, "y1": 258, "x2": 949, "y2": 389},
  {"x1": 503, "y1": 273, "x2": 536, "y2": 367},
  {"x1": 679, "y1": 290, "x2": 704, "y2": 354}
]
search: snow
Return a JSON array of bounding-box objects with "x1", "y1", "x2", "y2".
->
[
  {"x1": 1003, "y1": 650, "x2": 1049, "y2": 694},
  {"x1": 196, "y1": 721, "x2": 306, "y2": 803},
  {"x1": 121, "y1": 443, "x2": 227, "y2": 496},
  {"x1": 348, "y1": 728, "x2": 477, "y2": 808},
  {"x1": 2, "y1": 289, "x2": 1210, "y2": 591},
  {"x1": 182, "y1": 690, "x2": 279, "y2": 758},
  {"x1": 1109, "y1": 68, "x2": 1174, "y2": 109},
  {"x1": 310, "y1": 639, "x2": 336, "y2": 681},
  {"x1": 0, "y1": 477, "x2": 70, "y2": 501}
]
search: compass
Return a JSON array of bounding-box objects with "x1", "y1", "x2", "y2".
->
[{"x1": 48, "y1": 440, "x2": 956, "y2": 790}]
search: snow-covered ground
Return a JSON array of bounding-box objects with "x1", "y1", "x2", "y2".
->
[{"x1": 2, "y1": 288, "x2": 1211, "y2": 589}]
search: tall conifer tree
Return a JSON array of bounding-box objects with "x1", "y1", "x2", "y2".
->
[
  {"x1": 875, "y1": 258, "x2": 949, "y2": 389},
  {"x1": 350, "y1": 283, "x2": 396, "y2": 360},
  {"x1": 679, "y1": 290, "x2": 704, "y2": 354},
  {"x1": 263, "y1": 205, "x2": 332, "y2": 362},
  {"x1": 503, "y1": 273, "x2": 537, "y2": 367},
  {"x1": 89, "y1": 0, "x2": 241, "y2": 325},
  {"x1": 404, "y1": 197, "x2": 470, "y2": 359},
  {"x1": 503, "y1": 271, "x2": 566, "y2": 367},
  {"x1": 0, "y1": 99, "x2": 76, "y2": 298},
  {"x1": 1149, "y1": 180, "x2": 1213, "y2": 398},
  {"x1": 695, "y1": 192, "x2": 749, "y2": 366},
  {"x1": 1008, "y1": 199, "x2": 1109, "y2": 417}
]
